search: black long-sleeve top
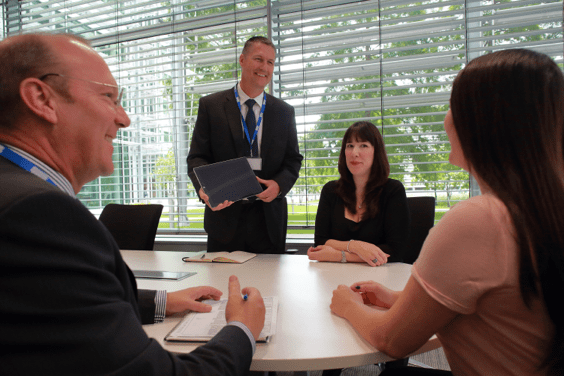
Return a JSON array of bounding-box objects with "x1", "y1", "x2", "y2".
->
[{"x1": 314, "y1": 179, "x2": 410, "y2": 262}]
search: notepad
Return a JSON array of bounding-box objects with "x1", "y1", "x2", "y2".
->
[
  {"x1": 182, "y1": 251, "x2": 256, "y2": 264},
  {"x1": 165, "y1": 296, "x2": 278, "y2": 343},
  {"x1": 194, "y1": 157, "x2": 263, "y2": 208}
]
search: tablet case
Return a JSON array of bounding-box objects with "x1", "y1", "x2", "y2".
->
[
  {"x1": 132, "y1": 270, "x2": 196, "y2": 280},
  {"x1": 194, "y1": 157, "x2": 263, "y2": 207}
]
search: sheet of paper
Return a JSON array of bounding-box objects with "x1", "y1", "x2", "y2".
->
[{"x1": 166, "y1": 296, "x2": 278, "y2": 342}]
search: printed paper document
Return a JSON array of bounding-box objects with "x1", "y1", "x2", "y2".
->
[{"x1": 165, "y1": 296, "x2": 278, "y2": 343}]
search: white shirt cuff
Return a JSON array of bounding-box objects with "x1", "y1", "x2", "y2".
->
[{"x1": 154, "y1": 290, "x2": 167, "y2": 323}]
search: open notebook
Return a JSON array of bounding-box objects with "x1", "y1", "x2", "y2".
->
[{"x1": 182, "y1": 251, "x2": 256, "y2": 264}]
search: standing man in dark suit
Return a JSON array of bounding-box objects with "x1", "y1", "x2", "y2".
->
[
  {"x1": 187, "y1": 36, "x2": 303, "y2": 254},
  {"x1": 0, "y1": 32, "x2": 265, "y2": 376}
]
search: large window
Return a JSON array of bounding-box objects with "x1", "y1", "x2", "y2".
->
[{"x1": 2, "y1": 0, "x2": 562, "y2": 233}]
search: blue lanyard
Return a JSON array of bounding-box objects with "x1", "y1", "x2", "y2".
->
[
  {"x1": 234, "y1": 85, "x2": 266, "y2": 157},
  {"x1": 0, "y1": 143, "x2": 58, "y2": 187}
]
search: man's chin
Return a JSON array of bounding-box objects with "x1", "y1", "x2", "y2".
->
[{"x1": 100, "y1": 164, "x2": 115, "y2": 177}]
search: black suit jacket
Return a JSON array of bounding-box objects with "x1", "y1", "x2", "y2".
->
[
  {"x1": 0, "y1": 157, "x2": 253, "y2": 376},
  {"x1": 187, "y1": 88, "x2": 303, "y2": 251}
]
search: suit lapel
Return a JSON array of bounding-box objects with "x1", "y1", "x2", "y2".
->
[
  {"x1": 224, "y1": 90, "x2": 246, "y2": 157},
  {"x1": 260, "y1": 94, "x2": 276, "y2": 170}
]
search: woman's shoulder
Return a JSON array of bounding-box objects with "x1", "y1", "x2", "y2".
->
[
  {"x1": 319, "y1": 180, "x2": 340, "y2": 199},
  {"x1": 319, "y1": 180, "x2": 341, "y2": 206},
  {"x1": 380, "y1": 178, "x2": 407, "y2": 197},
  {"x1": 438, "y1": 194, "x2": 510, "y2": 239},
  {"x1": 384, "y1": 178, "x2": 405, "y2": 190},
  {"x1": 450, "y1": 194, "x2": 507, "y2": 217},
  {"x1": 322, "y1": 180, "x2": 339, "y2": 192}
]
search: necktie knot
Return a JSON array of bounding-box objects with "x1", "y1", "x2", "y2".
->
[{"x1": 246, "y1": 99, "x2": 256, "y2": 109}]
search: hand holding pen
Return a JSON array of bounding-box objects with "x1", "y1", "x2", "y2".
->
[
  {"x1": 224, "y1": 275, "x2": 266, "y2": 341},
  {"x1": 351, "y1": 281, "x2": 399, "y2": 309}
]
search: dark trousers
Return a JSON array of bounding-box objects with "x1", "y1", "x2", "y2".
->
[{"x1": 207, "y1": 202, "x2": 283, "y2": 254}]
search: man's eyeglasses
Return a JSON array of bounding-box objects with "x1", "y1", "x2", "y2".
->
[{"x1": 39, "y1": 73, "x2": 124, "y2": 107}]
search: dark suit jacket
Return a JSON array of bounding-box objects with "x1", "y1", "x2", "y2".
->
[
  {"x1": 0, "y1": 157, "x2": 253, "y2": 376},
  {"x1": 187, "y1": 88, "x2": 303, "y2": 251}
]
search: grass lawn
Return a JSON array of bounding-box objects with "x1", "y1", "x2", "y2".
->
[{"x1": 160, "y1": 197, "x2": 458, "y2": 231}]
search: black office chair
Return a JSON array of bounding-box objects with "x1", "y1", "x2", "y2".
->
[
  {"x1": 404, "y1": 196, "x2": 436, "y2": 264},
  {"x1": 99, "y1": 203, "x2": 164, "y2": 250},
  {"x1": 361, "y1": 197, "x2": 437, "y2": 373}
]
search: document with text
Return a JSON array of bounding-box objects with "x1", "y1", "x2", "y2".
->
[{"x1": 165, "y1": 296, "x2": 278, "y2": 343}]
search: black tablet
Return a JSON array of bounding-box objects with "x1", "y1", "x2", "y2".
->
[
  {"x1": 132, "y1": 270, "x2": 196, "y2": 280},
  {"x1": 194, "y1": 157, "x2": 263, "y2": 207}
]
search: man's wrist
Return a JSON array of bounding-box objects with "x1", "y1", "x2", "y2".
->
[
  {"x1": 227, "y1": 321, "x2": 257, "y2": 355},
  {"x1": 154, "y1": 290, "x2": 167, "y2": 323}
]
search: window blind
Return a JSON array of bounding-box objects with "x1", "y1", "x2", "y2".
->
[
  {"x1": 272, "y1": 0, "x2": 562, "y2": 226},
  {"x1": 2, "y1": 0, "x2": 562, "y2": 232}
]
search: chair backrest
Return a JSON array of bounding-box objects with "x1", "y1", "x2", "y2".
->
[
  {"x1": 404, "y1": 197, "x2": 435, "y2": 264},
  {"x1": 99, "y1": 204, "x2": 163, "y2": 250}
]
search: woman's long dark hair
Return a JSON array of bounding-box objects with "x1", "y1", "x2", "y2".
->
[
  {"x1": 336, "y1": 121, "x2": 390, "y2": 220},
  {"x1": 450, "y1": 49, "x2": 564, "y2": 374}
]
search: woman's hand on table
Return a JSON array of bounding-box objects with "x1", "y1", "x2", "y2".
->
[
  {"x1": 330, "y1": 284, "x2": 364, "y2": 318},
  {"x1": 351, "y1": 281, "x2": 399, "y2": 309},
  {"x1": 307, "y1": 245, "x2": 340, "y2": 262},
  {"x1": 348, "y1": 241, "x2": 390, "y2": 267},
  {"x1": 165, "y1": 286, "x2": 223, "y2": 316}
]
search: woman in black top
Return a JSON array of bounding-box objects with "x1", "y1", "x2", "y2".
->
[{"x1": 308, "y1": 121, "x2": 410, "y2": 266}]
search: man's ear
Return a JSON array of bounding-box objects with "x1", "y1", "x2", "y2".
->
[{"x1": 19, "y1": 78, "x2": 59, "y2": 124}]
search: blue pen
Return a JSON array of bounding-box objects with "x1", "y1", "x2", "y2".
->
[{"x1": 243, "y1": 294, "x2": 248, "y2": 301}]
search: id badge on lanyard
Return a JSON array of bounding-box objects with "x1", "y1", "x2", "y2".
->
[
  {"x1": 234, "y1": 85, "x2": 266, "y2": 170},
  {"x1": 247, "y1": 158, "x2": 262, "y2": 171}
]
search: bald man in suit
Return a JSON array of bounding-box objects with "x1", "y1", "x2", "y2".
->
[{"x1": 0, "y1": 32, "x2": 265, "y2": 376}]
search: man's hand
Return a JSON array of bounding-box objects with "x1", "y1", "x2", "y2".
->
[
  {"x1": 225, "y1": 275, "x2": 265, "y2": 340},
  {"x1": 165, "y1": 286, "x2": 223, "y2": 316},
  {"x1": 255, "y1": 177, "x2": 280, "y2": 203},
  {"x1": 199, "y1": 188, "x2": 233, "y2": 211}
]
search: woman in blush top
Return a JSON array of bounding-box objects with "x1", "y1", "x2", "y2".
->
[
  {"x1": 330, "y1": 49, "x2": 564, "y2": 376},
  {"x1": 308, "y1": 121, "x2": 410, "y2": 266}
]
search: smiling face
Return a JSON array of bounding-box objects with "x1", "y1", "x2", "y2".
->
[
  {"x1": 49, "y1": 37, "x2": 130, "y2": 189},
  {"x1": 345, "y1": 137, "x2": 375, "y2": 179},
  {"x1": 239, "y1": 41, "x2": 275, "y2": 97}
]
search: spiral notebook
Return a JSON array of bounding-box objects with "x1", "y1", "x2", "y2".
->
[{"x1": 194, "y1": 157, "x2": 263, "y2": 208}]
